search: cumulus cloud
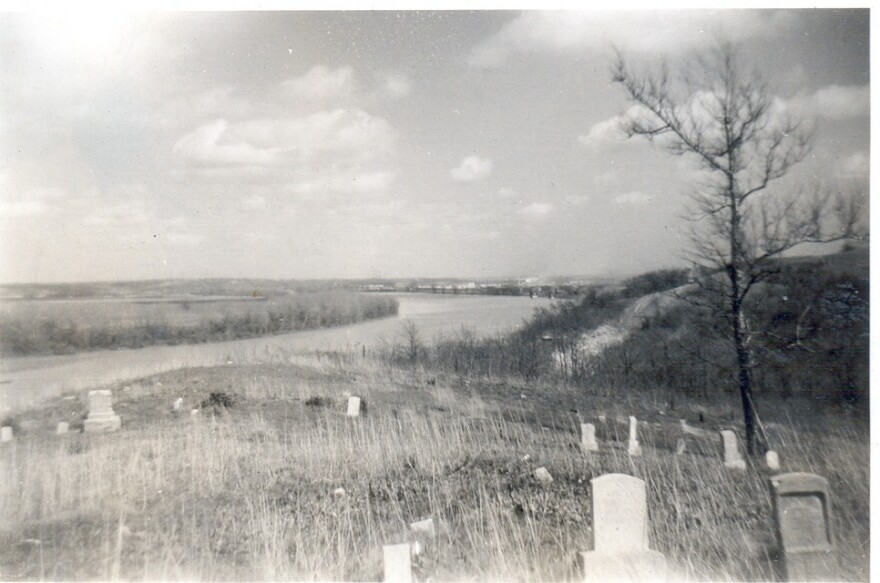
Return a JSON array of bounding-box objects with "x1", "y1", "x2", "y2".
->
[
  {"x1": 172, "y1": 119, "x2": 277, "y2": 167},
  {"x1": 612, "y1": 191, "x2": 653, "y2": 205},
  {"x1": 451, "y1": 155, "x2": 493, "y2": 181},
  {"x1": 578, "y1": 117, "x2": 625, "y2": 148},
  {"x1": 469, "y1": 11, "x2": 793, "y2": 67},
  {"x1": 518, "y1": 202, "x2": 555, "y2": 220},
  {"x1": 173, "y1": 109, "x2": 394, "y2": 172},
  {"x1": 282, "y1": 65, "x2": 356, "y2": 101},
  {"x1": 235, "y1": 109, "x2": 394, "y2": 163},
  {"x1": 787, "y1": 84, "x2": 869, "y2": 120}
]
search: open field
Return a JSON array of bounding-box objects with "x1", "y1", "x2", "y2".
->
[{"x1": 0, "y1": 354, "x2": 868, "y2": 581}]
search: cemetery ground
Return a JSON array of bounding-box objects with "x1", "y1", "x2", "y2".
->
[{"x1": 0, "y1": 352, "x2": 869, "y2": 581}]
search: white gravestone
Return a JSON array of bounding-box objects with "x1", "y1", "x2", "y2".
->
[
  {"x1": 409, "y1": 517, "x2": 435, "y2": 537},
  {"x1": 383, "y1": 543, "x2": 412, "y2": 583},
  {"x1": 766, "y1": 450, "x2": 781, "y2": 471},
  {"x1": 578, "y1": 473, "x2": 667, "y2": 581},
  {"x1": 581, "y1": 423, "x2": 599, "y2": 452},
  {"x1": 173, "y1": 397, "x2": 183, "y2": 411},
  {"x1": 720, "y1": 430, "x2": 746, "y2": 470},
  {"x1": 627, "y1": 416, "x2": 641, "y2": 456},
  {"x1": 770, "y1": 472, "x2": 836, "y2": 581},
  {"x1": 56, "y1": 422, "x2": 69, "y2": 435},
  {"x1": 83, "y1": 390, "x2": 121, "y2": 433},
  {"x1": 346, "y1": 396, "x2": 362, "y2": 417},
  {"x1": 1, "y1": 426, "x2": 12, "y2": 442}
]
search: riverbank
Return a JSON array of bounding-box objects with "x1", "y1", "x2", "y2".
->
[{"x1": 1, "y1": 294, "x2": 555, "y2": 409}]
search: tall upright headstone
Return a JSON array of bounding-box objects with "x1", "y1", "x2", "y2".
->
[
  {"x1": 383, "y1": 543, "x2": 412, "y2": 583},
  {"x1": 720, "y1": 430, "x2": 746, "y2": 469},
  {"x1": 578, "y1": 474, "x2": 667, "y2": 581},
  {"x1": 0, "y1": 426, "x2": 12, "y2": 442},
  {"x1": 770, "y1": 473, "x2": 837, "y2": 581},
  {"x1": 83, "y1": 390, "x2": 121, "y2": 433},
  {"x1": 346, "y1": 396, "x2": 362, "y2": 417},
  {"x1": 581, "y1": 423, "x2": 599, "y2": 452},
  {"x1": 627, "y1": 416, "x2": 641, "y2": 456}
]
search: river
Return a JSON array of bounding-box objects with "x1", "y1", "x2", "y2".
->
[{"x1": 0, "y1": 293, "x2": 557, "y2": 408}]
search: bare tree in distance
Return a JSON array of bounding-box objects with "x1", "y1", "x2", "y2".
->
[{"x1": 612, "y1": 41, "x2": 867, "y2": 454}]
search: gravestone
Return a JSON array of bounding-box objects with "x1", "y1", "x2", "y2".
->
[
  {"x1": 766, "y1": 450, "x2": 781, "y2": 471},
  {"x1": 674, "y1": 438, "x2": 686, "y2": 455},
  {"x1": 56, "y1": 422, "x2": 69, "y2": 435},
  {"x1": 173, "y1": 397, "x2": 183, "y2": 411},
  {"x1": 720, "y1": 430, "x2": 746, "y2": 469},
  {"x1": 1, "y1": 426, "x2": 12, "y2": 442},
  {"x1": 409, "y1": 517, "x2": 435, "y2": 537},
  {"x1": 770, "y1": 472, "x2": 836, "y2": 581},
  {"x1": 383, "y1": 543, "x2": 412, "y2": 583},
  {"x1": 581, "y1": 423, "x2": 599, "y2": 452},
  {"x1": 346, "y1": 396, "x2": 362, "y2": 417},
  {"x1": 578, "y1": 473, "x2": 667, "y2": 581},
  {"x1": 83, "y1": 390, "x2": 121, "y2": 433},
  {"x1": 627, "y1": 416, "x2": 641, "y2": 456}
]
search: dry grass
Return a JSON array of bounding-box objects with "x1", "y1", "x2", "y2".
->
[{"x1": 0, "y1": 355, "x2": 869, "y2": 581}]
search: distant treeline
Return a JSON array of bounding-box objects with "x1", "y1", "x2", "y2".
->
[{"x1": 0, "y1": 292, "x2": 398, "y2": 357}]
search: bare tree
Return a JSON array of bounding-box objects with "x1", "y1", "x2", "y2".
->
[{"x1": 612, "y1": 41, "x2": 866, "y2": 454}]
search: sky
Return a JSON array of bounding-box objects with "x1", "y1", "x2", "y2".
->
[{"x1": 0, "y1": 8, "x2": 870, "y2": 283}]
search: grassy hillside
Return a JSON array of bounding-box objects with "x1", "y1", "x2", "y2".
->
[{"x1": 0, "y1": 354, "x2": 868, "y2": 581}]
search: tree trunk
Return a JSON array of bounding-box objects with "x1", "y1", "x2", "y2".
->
[{"x1": 732, "y1": 305, "x2": 757, "y2": 455}]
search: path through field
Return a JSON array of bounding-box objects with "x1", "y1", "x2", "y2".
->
[{"x1": 0, "y1": 294, "x2": 555, "y2": 408}]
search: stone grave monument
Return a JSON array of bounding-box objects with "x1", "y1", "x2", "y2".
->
[
  {"x1": 56, "y1": 422, "x2": 69, "y2": 435},
  {"x1": 627, "y1": 416, "x2": 641, "y2": 456},
  {"x1": 83, "y1": 390, "x2": 121, "y2": 433},
  {"x1": 766, "y1": 450, "x2": 781, "y2": 471},
  {"x1": 770, "y1": 472, "x2": 836, "y2": 581},
  {"x1": 580, "y1": 423, "x2": 599, "y2": 452},
  {"x1": 720, "y1": 430, "x2": 746, "y2": 469},
  {"x1": 578, "y1": 473, "x2": 667, "y2": 581},
  {"x1": 383, "y1": 543, "x2": 412, "y2": 583},
  {"x1": 347, "y1": 396, "x2": 362, "y2": 417},
  {"x1": 1, "y1": 426, "x2": 12, "y2": 442}
]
